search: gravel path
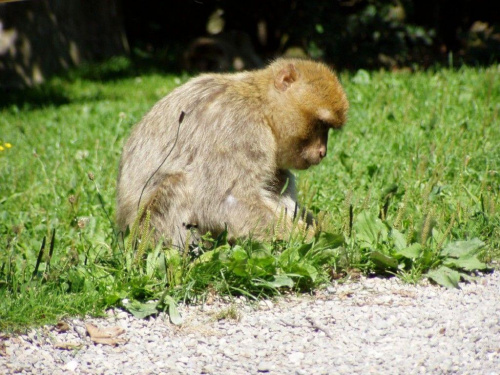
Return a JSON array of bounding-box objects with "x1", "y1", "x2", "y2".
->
[{"x1": 2, "y1": 271, "x2": 499, "y2": 375}]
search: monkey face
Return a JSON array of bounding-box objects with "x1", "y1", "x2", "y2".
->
[
  {"x1": 275, "y1": 117, "x2": 333, "y2": 170},
  {"x1": 293, "y1": 122, "x2": 331, "y2": 170},
  {"x1": 275, "y1": 99, "x2": 346, "y2": 170}
]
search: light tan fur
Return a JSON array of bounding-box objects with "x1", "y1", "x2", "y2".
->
[{"x1": 116, "y1": 58, "x2": 349, "y2": 249}]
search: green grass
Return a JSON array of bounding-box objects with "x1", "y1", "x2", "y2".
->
[{"x1": 1, "y1": 59, "x2": 499, "y2": 332}]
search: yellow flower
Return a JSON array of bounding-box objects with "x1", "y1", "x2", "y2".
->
[
  {"x1": 4, "y1": 143, "x2": 12, "y2": 148},
  {"x1": 0, "y1": 146, "x2": 4, "y2": 151}
]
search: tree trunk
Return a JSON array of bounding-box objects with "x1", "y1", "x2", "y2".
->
[{"x1": 0, "y1": 0, "x2": 129, "y2": 88}]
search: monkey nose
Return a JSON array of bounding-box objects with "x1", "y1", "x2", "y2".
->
[{"x1": 319, "y1": 148, "x2": 327, "y2": 159}]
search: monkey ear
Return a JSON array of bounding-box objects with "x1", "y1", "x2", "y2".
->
[{"x1": 274, "y1": 63, "x2": 299, "y2": 92}]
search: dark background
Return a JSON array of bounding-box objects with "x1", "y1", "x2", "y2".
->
[
  {"x1": 1, "y1": 0, "x2": 499, "y2": 87},
  {"x1": 122, "y1": 0, "x2": 500, "y2": 68}
]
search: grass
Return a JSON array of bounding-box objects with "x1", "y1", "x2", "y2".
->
[{"x1": 1, "y1": 58, "x2": 499, "y2": 332}]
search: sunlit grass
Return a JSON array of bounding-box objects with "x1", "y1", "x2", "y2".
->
[{"x1": 0, "y1": 60, "x2": 498, "y2": 332}]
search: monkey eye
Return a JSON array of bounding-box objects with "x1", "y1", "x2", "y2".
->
[
  {"x1": 320, "y1": 118, "x2": 344, "y2": 131},
  {"x1": 317, "y1": 119, "x2": 333, "y2": 130}
]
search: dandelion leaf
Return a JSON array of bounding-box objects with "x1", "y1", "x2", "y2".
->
[
  {"x1": 441, "y1": 238, "x2": 485, "y2": 258},
  {"x1": 427, "y1": 266, "x2": 461, "y2": 289},
  {"x1": 396, "y1": 243, "x2": 423, "y2": 259},
  {"x1": 370, "y1": 250, "x2": 398, "y2": 269},
  {"x1": 444, "y1": 255, "x2": 488, "y2": 271}
]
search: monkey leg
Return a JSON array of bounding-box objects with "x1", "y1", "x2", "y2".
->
[
  {"x1": 272, "y1": 200, "x2": 316, "y2": 241},
  {"x1": 143, "y1": 173, "x2": 196, "y2": 250},
  {"x1": 217, "y1": 192, "x2": 315, "y2": 243}
]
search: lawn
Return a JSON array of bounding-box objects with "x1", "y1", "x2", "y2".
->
[{"x1": 1, "y1": 59, "x2": 499, "y2": 331}]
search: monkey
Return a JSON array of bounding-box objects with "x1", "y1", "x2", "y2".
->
[{"x1": 116, "y1": 58, "x2": 349, "y2": 249}]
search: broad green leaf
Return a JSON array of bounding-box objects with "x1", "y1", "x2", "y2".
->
[
  {"x1": 314, "y1": 232, "x2": 345, "y2": 249},
  {"x1": 224, "y1": 246, "x2": 253, "y2": 277},
  {"x1": 146, "y1": 247, "x2": 160, "y2": 277},
  {"x1": 431, "y1": 227, "x2": 443, "y2": 241},
  {"x1": 164, "y1": 248, "x2": 182, "y2": 265},
  {"x1": 105, "y1": 291, "x2": 127, "y2": 306},
  {"x1": 396, "y1": 243, "x2": 423, "y2": 259},
  {"x1": 444, "y1": 255, "x2": 488, "y2": 271},
  {"x1": 355, "y1": 212, "x2": 388, "y2": 248},
  {"x1": 123, "y1": 300, "x2": 158, "y2": 319},
  {"x1": 307, "y1": 247, "x2": 340, "y2": 264},
  {"x1": 391, "y1": 228, "x2": 407, "y2": 251},
  {"x1": 250, "y1": 248, "x2": 273, "y2": 261},
  {"x1": 164, "y1": 296, "x2": 182, "y2": 325},
  {"x1": 427, "y1": 266, "x2": 461, "y2": 288},
  {"x1": 370, "y1": 251, "x2": 398, "y2": 269},
  {"x1": 279, "y1": 246, "x2": 300, "y2": 265},
  {"x1": 289, "y1": 263, "x2": 318, "y2": 282},
  {"x1": 459, "y1": 272, "x2": 477, "y2": 283},
  {"x1": 230, "y1": 264, "x2": 249, "y2": 277},
  {"x1": 231, "y1": 246, "x2": 249, "y2": 261},
  {"x1": 248, "y1": 254, "x2": 275, "y2": 277},
  {"x1": 253, "y1": 275, "x2": 294, "y2": 289},
  {"x1": 249, "y1": 241, "x2": 272, "y2": 253},
  {"x1": 441, "y1": 238, "x2": 485, "y2": 258},
  {"x1": 195, "y1": 249, "x2": 217, "y2": 263},
  {"x1": 271, "y1": 275, "x2": 294, "y2": 288},
  {"x1": 297, "y1": 242, "x2": 314, "y2": 257}
]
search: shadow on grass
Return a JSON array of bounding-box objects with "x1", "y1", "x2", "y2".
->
[
  {"x1": 69, "y1": 49, "x2": 183, "y2": 82},
  {"x1": 0, "y1": 84, "x2": 72, "y2": 111},
  {"x1": 0, "y1": 50, "x2": 183, "y2": 111}
]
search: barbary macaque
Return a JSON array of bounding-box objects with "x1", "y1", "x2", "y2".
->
[{"x1": 116, "y1": 58, "x2": 349, "y2": 249}]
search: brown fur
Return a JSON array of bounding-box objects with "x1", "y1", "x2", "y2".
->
[{"x1": 116, "y1": 58, "x2": 349, "y2": 249}]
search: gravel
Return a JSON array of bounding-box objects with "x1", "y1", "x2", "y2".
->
[{"x1": 1, "y1": 271, "x2": 499, "y2": 375}]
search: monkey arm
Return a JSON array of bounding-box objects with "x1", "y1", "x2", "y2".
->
[
  {"x1": 272, "y1": 169, "x2": 315, "y2": 227},
  {"x1": 195, "y1": 163, "x2": 314, "y2": 242}
]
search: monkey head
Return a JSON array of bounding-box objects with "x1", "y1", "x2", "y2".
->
[{"x1": 267, "y1": 59, "x2": 349, "y2": 170}]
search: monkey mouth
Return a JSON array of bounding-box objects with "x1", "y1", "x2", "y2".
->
[
  {"x1": 306, "y1": 158, "x2": 322, "y2": 167},
  {"x1": 295, "y1": 159, "x2": 317, "y2": 170}
]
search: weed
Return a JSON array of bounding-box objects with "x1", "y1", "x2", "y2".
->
[{"x1": 212, "y1": 305, "x2": 241, "y2": 322}]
